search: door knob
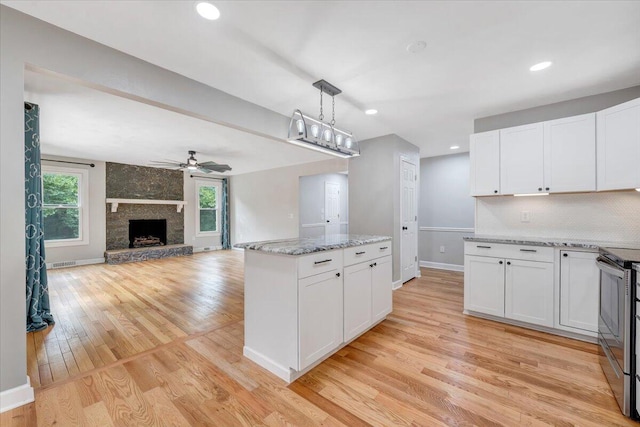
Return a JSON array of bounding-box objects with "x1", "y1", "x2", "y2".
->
[{"x1": 326, "y1": 220, "x2": 330, "y2": 223}]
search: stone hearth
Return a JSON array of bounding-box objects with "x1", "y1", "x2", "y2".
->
[{"x1": 105, "y1": 244, "x2": 193, "y2": 265}]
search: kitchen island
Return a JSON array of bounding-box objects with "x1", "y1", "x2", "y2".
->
[{"x1": 235, "y1": 234, "x2": 392, "y2": 382}]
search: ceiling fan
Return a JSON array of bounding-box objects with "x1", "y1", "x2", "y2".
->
[{"x1": 150, "y1": 150, "x2": 232, "y2": 174}]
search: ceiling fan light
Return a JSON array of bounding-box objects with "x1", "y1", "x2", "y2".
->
[{"x1": 187, "y1": 165, "x2": 198, "y2": 171}]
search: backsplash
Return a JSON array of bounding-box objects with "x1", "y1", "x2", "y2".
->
[{"x1": 475, "y1": 190, "x2": 640, "y2": 244}]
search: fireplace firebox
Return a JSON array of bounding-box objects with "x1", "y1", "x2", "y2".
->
[{"x1": 129, "y1": 219, "x2": 167, "y2": 248}]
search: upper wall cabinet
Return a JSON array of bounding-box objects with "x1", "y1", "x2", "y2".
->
[
  {"x1": 597, "y1": 97, "x2": 640, "y2": 191},
  {"x1": 469, "y1": 130, "x2": 500, "y2": 196},
  {"x1": 500, "y1": 123, "x2": 545, "y2": 195},
  {"x1": 543, "y1": 113, "x2": 596, "y2": 193}
]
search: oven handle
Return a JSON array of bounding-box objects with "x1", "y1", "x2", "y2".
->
[{"x1": 596, "y1": 257, "x2": 625, "y2": 279}]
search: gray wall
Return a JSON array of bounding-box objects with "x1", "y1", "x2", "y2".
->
[
  {"x1": 42, "y1": 156, "x2": 106, "y2": 264},
  {"x1": 0, "y1": 5, "x2": 303, "y2": 394},
  {"x1": 475, "y1": 85, "x2": 640, "y2": 132},
  {"x1": 349, "y1": 134, "x2": 420, "y2": 284},
  {"x1": 299, "y1": 173, "x2": 349, "y2": 238},
  {"x1": 418, "y1": 153, "x2": 475, "y2": 268},
  {"x1": 230, "y1": 159, "x2": 348, "y2": 244}
]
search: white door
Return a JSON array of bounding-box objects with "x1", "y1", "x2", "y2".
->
[
  {"x1": 298, "y1": 270, "x2": 343, "y2": 371},
  {"x1": 543, "y1": 113, "x2": 596, "y2": 193},
  {"x1": 559, "y1": 251, "x2": 599, "y2": 333},
  {"x1": 344, "y1": 261, "x2": 372, "y2": 342},
  {"x1": 324, "y1": 181, "x2": 341, "y2": 237},
  {"x1": 401, "y1": 160, "x2": 417, "y2": 283},
  {"x1": 371, "y1": 255, "x2": 393, "y2": 323},
  {"x1": 470, "y1": 130, "x2": 501, "y2": 196},
  {"x1": 505, "y1": 259, "x2": 554, "y2": 327},
  {"x1": 500, "y1": 123, "x2": 544, "y2": 195},
  {"x1": 464, "y1": 255, "x2": 505, "y2": 317}
]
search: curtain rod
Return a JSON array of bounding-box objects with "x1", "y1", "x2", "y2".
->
[
  {"x1": 190, "y1": 175, "x2": 226, "y2": 181},
  {"x1": 42, "y1": 159, "x2": 95, "y2": 167}
]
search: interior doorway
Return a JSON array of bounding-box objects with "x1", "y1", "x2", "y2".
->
[
  {"x1": 401, "y1": 159, "x2": 418, "y2": 283},
  {"x1": 299, "y1": 172, "x2": 348, "y2": 238}
]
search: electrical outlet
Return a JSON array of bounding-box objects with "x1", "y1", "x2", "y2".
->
[
  {"x1": 521, "y1": 211, "x2": 531, "y2": 222},
  {"x1": 440, "y1": 246, "x2": 445, "y2": 253}
]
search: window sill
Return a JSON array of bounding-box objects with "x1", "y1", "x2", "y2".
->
[
  {"x1": 195, "y1": 232, "x2": 221, "y2": 238},
  {"x1": 45, "y1": 239, "x2": 90, "y2": 248}
]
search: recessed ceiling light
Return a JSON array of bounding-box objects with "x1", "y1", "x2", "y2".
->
[
  {"x1": 406, "y1": 41, "x2": 427, "y2": 54},
  {"x1": 196, "y1": 2, "x2": 220, "y2": 20},
  {"x1": 530, "y1": 61, "x2": 552, "y2": 71},
  {"x1": 450, "y1": 145, "x2": 460, "y2": 150},
  {"x1": 365, "y1": 109, "x2": 378, "y2": 115}
]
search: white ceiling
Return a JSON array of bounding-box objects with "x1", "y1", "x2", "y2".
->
[{"x1": 6, "y1": 1, "x2": 640, "y2": 160}]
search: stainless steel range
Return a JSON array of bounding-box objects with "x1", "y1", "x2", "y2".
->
[{"x1": 597, "y1": 247, "x2": 640, "y2": 419}]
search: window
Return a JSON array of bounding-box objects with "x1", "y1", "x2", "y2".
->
[
  {"x1": 196, "y1": 181, "x2": 221, "y2": 235},
  {"x1": 42, "y1": 165, "x2": 89, "y2": 246}
]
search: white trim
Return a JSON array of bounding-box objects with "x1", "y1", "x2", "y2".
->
[
  {"x1": 106, "y1": 198, "x2": 187, "y2": 213},
  {"x1": 194, "y1": 180, "x2": 221, "y2": 236},
  {"x1": 392, "y1": 279, "x2": 403, "y2": 290},
  {"x1": 419, "y1": 227, "x2": 475, "y2": 233},
  {"x1": 301, "y1": 221, "x2": 348, "y2": 228},
  {"x1": 0, "y1": 377, "x2": 34, "y2": 413},
  {"x1": 46, "y1": 257, "x2": 105, "y2": 269},
  {"x1": 420, "y1": 261, "x2": 464, "y2": 272},
  {"x1": 42, "y1": 165, "x2": 90, "y2": 247},
  {"x1": 193, "y1": 246, "x2": 223, "y2": 253},
  {"x1": 243, "y1": 346, "x2": 293, "y2": 382}
]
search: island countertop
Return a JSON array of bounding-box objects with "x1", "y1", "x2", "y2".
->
[{"x1": 234, "y1": 234, "x2": 392, "y2": 256}]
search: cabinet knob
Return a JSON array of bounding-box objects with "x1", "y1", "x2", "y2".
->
[
  {"x1": 538, "y1": 187, "x2": 542, "y2": 191},
  {"x1": 499, "y1": 260, "x2": 503, "y2": 264},
  {"x1": 563, "y1": 253, "x2": 568, "y2": 257},
  {"x1": 336, "y1": 272, "x2": 341, "y2": 277},
  {"x1": 326, "y1": 220, "x2": 330, "y2": 223},
  {"x1": 370, "y1": 263, "x2": 374, "y2": 268},
  {"x1": 545, "y1": 187, "x2": 550, "y2": 191},
  {"x1": 494, "y1": 190, "x2": 498, "y2": 194},
  {"x1": 402, "y1": 226, "x2": 408, "y2": 230},
  {"x1": 507, "y1": 261, "x2": 511, "y2": 265}
]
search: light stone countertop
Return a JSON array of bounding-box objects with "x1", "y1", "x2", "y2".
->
[
  {"x1": 234, "y1": 234, "x2": 392, "y2": 256},
  {"x1": 464, "y1": 235, "x2": 640, "y2": 250}
]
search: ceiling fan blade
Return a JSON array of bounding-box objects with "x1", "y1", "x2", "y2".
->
[
  {"x1": 200, "y1": 164, "x2": 232, "y2": 173},
  {"x1": 195, "y1": 166, "x2": 214, "y2": 174},
  {"x1": 149, "y1": 161, "x2": 181, "y2": 166}
]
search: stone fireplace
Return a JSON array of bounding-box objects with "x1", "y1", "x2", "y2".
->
[{"x1": 104, "y1": 163, "x2": 192, "y2": 264}]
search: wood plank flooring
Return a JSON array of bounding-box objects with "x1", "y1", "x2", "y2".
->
[{"x1": 2, "y1": 251, "x2": 635, "y2": 426}]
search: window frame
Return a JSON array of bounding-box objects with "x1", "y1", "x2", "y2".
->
[
  {"x1": 195, "y1": 180, "x2": 221, "y2": 237},
  {"x1": 41, "y1": 165, "x2": 90, "y2": 247}
]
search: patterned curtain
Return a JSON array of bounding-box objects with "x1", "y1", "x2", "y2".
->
[
  {"x1": 25, "y1": 102, "x2": 54, "y2": 332},
  {"x1": 221, "y1": 178, "x2": 231, "y2": 249}
]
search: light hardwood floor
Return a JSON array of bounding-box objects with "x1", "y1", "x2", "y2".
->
[{"x1": 2, "y1": 250, "x2": 635, "y2": 426}]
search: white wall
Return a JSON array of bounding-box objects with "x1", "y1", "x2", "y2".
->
[
  {"x1": 41, "y1": 156, "x2": 106, "y2": 265},
  {"x1": 476, "y1": 191, "x2": 640, "y2": 245},
  {"x1": 183, "y1": 172, "x2": 223, "y2": 250},
  {"x1": 230, "y1": 159, "x2": 349, "y2": 244},
  {"x1": 299, "y1": 173, "x2": 348, "y2": 238},
  {"x1": 418, "y1": 153, "x2": 475, "y2": 269},
  {"x1": 0, "y1": 5, "x2": 305, "y2": 396}
]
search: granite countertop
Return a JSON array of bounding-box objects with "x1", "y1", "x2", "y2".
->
[
  {"x1": 234, "y1": 234, "x2": 392, "y2": 256},
  {"x1": 464, "y1": 235, "x2": 640, "y2": 250}
]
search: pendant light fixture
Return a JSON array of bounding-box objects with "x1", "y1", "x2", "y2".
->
[{"x1": 287, "y1": 80, "x2": 360, "y2": 158}]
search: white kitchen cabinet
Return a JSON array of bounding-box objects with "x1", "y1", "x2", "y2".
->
[
  {"x1": 543, "y1": 113, "x2": 596, "y2": 193},
  {"x1": 559, "y1": 250, "x2": 599, "y2": 333},
  {"x1": 298, "y1": 270, "x2": 344, "y2": 371},
  {"x1": 500, "y1": 123, "x2": 545, "y2": 195},
  {"x1": 463, "y1": 255, "x2": 505, "y2": 317},
  {"x1": 505, "y1": 259, "x2": 554, "y2": 327},
  {"x1": 372, "y1": 255, "x2": 393, "y2": 323},
  {"x1": 469, "y1": 130, "x2": 500, "y2": 196},
  {"x1": 597, "y1": 97, "x2": 640, "y2": 191}
]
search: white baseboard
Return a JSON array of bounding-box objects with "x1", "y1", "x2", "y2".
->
[
  {"x1": 232, "y1": 247, "x2": 244, "y2": 252},
  {"x1": 0, "y1": 376, "x2": 34, "y2": 413},
  {"x1": 193, "y1": 245, "x2": 223, "y2": 253},
  {"x1": 419, "y1": 261, "x2": 464, "y2": 272},
  {"x1": 46, "y1": 257, "x2": 105, "y2": 269},
  {"x1": 243, "y1": 346, "x2": 292, "y2": 382},
  {"x1": 392, "y1": 279, "x2": 403, "y2": 290}
]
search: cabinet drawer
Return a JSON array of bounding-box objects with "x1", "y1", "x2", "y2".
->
[
  {"x1": 344, "y1": 242, "x2": 391, "y2": 266},
  {"x1": 464, "y1": 242, "x2": 553, "y2": 262},
  {"x1": 298, "y1": 250, "x2": 343, "y2": 279}
]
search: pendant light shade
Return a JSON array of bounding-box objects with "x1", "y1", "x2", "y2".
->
[{"x1": 287, "y1": 80, "x2": 360, "y2": 158}]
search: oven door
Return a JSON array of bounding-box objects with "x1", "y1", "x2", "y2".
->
[{"x1": 597, "y1": 256, "x2": 631, "y2": 415}]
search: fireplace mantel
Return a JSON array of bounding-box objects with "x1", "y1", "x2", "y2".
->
[{"x1": 106, "y1": 198, "x2": 187, "y2": 213}]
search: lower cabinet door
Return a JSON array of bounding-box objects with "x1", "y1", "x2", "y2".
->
[
  {"x1": 298, "y1": 270, "x2": 343, "y2": 371},
  {"x1": 464, "y1": 255, "x2": 505, "y2": 317},
  {"x1": 344, "y1": 261, "x2": 373, "y2": 342},
  {"x1": 559, "y1": 251, "x2": 599, "y2": 332},
  {"x1": 505, "y1": 259, "x2": 554, "y2": 327},
  {"x1": 371, "y1": 255, "x2": 393, "y2": 324}
]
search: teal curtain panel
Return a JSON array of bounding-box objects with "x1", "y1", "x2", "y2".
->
[
  {"x1": 221, "y1": 178, "x2": 231, "y2": 249},
  {"x1": 25, "y1": 102, "x2": 54, "y2": 332}
]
